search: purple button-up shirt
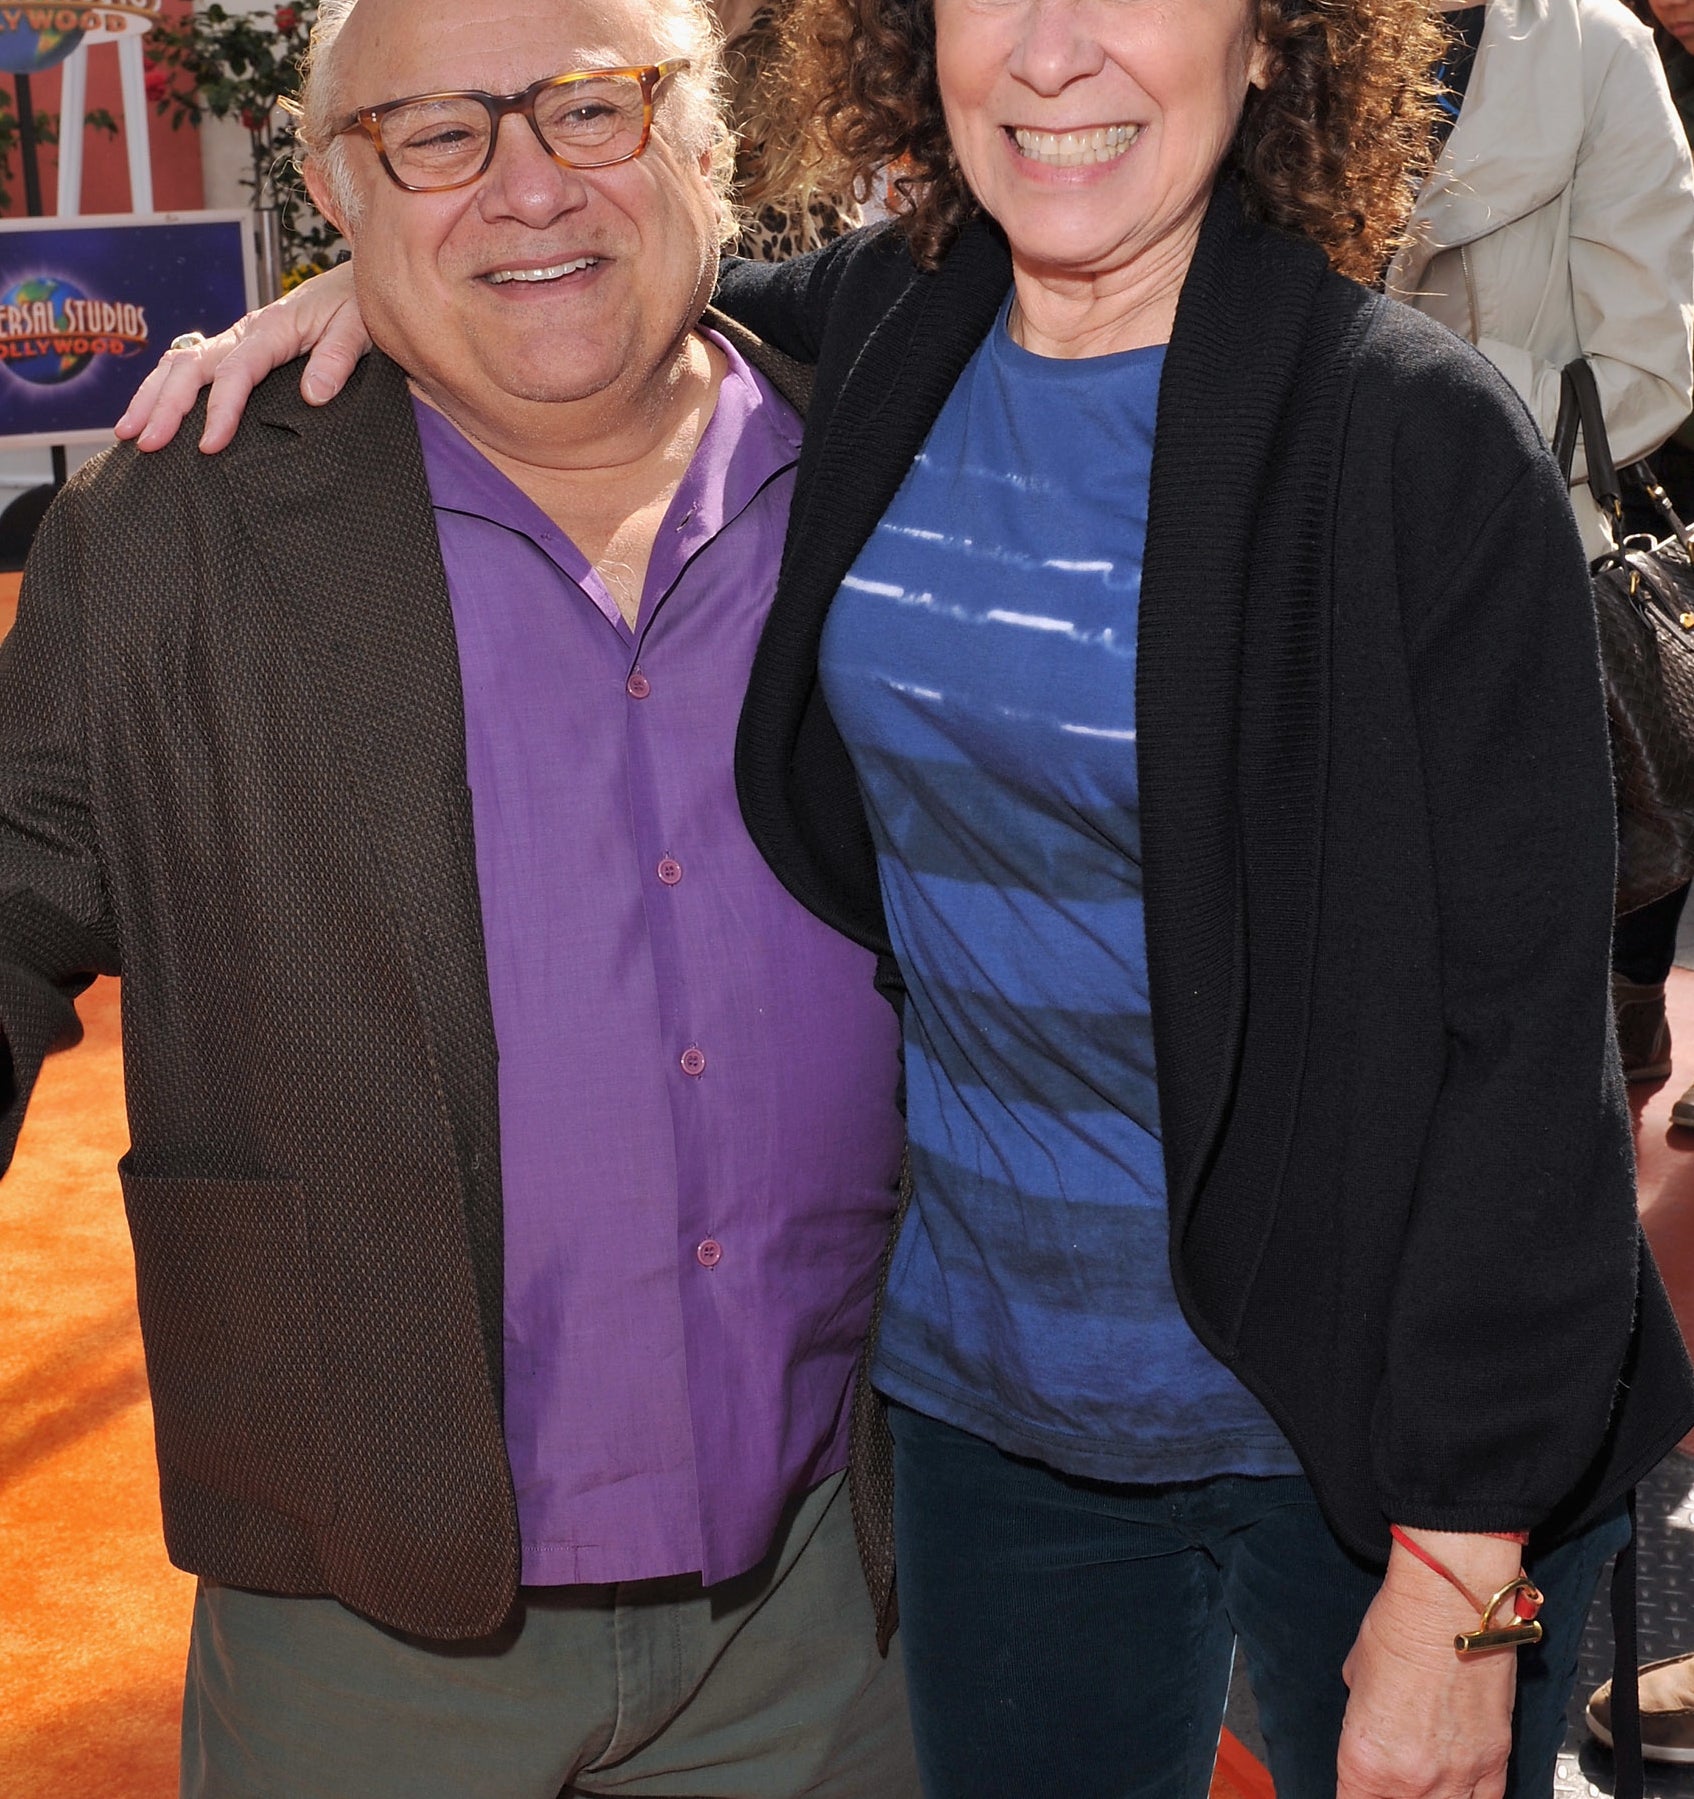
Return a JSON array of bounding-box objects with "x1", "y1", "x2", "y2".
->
[{"x1": 415, "y1": 336, "x2": 903, "y2": 1587}]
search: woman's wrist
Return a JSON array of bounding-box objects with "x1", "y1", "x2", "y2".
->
[
  {"x1": 1391, "y1": 1525, "x2": 1524, "y2": 1573},
  {"x1": 1382, "y1": 1526, "x2": 1532, "y2": 1652}
]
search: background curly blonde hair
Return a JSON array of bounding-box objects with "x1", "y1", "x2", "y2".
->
[
  {"x1": 780, "y1": 0, "x2": 1447, "y2": 283},
  {"x1": 727, "y1": 5, "x2": 845, "y2": 239}
]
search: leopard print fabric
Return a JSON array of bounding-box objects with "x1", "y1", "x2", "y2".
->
[{"x1": 734, "y1": 192, "x2": 862, "y2": 262}]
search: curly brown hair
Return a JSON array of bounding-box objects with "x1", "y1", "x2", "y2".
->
[{"x1": 780, "y1": 0, "x2": 1447, "y2": 283}]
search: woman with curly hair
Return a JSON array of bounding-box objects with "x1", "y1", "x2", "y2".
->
[
  {"x1": 115, "y1": 0, "x2": 1694, "y2": 1788},
  {"x1": 717, "y1": 0, "x2": 864, "y2": 257}
]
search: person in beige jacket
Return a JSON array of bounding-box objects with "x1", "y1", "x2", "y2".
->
[
  {"x1": 1387, "y1": 0, "x2": 1694, "y2": 561},
  {"x1": 1391, "y1": 0, "x2": 1694, "y2": 1158}
]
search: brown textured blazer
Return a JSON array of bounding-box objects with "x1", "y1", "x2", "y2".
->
[{"x1": 0, "y1": 315, "x2": 812, "y2": 1640}]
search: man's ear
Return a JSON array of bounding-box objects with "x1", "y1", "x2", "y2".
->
[{"x1": 303, "y1": 156, "x2": 354, "y2": 242}]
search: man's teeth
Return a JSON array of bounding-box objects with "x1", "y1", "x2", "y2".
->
[
  {"x1": 1012, "y1": 124, "x2": 1139, "y2": 167},
  {"x1": 488, "y1": 258, "x2": 599, "y2": 285}
]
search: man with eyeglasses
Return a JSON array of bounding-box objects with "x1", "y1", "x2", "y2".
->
[{"x1": 0, "y1": 0, "x2": 918, "y2": 1792}]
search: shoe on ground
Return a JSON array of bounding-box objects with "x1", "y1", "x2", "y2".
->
[
  {"x1": 1613, "y1": 974, "x2": 1673, "y2": 1082},
  {"x1": 1589, "y1": 1651, "x2": 1694, "y2": 1764},
  {"x1": 1674, "y1": 1078, "x2": 1694, "y2": 1130}
]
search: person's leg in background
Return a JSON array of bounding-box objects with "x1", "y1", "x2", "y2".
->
[
  {"x1": 1615, "y1": 423, "x2": 1694, "y2": 1117},
  {"x1": 1612, "y1": 881, "x2": 1692, "y2": 1118}
]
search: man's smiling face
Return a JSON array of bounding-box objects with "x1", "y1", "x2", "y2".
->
[{"x1": 306, "y1": 0, "x2": 722, "y2": 439}]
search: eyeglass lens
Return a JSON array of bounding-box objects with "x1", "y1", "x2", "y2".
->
[{"x1": 380, "y1": 75, "x2": 649, "y2": 187}]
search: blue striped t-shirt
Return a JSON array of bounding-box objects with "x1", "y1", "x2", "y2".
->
[{"x1": 818, "y1": 305, "x2": 1298, "y2": 1483}]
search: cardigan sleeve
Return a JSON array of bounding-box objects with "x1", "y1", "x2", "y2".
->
[
  {"x1": 0, "y1": 485, "x2": 121, "y2": 1172},
  {"x1": 713, "y1": 224, "x2": 897, "y2": 364},
  {"x1": 1369, "y1": 434, "x2": 1641, "y2": 1533}
]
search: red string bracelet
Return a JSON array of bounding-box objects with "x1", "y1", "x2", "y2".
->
[{"x1": 1388, "y1": 1524, "x2": 1545, "y2": 1655}]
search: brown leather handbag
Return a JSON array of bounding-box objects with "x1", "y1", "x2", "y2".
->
[{"x1": 1555, "y1": 358, "x2": 1694, "y2": 916}]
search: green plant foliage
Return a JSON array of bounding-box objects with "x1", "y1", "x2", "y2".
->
[{"x1": 149, "y1": 3, "x2": 342, "y2": 278}]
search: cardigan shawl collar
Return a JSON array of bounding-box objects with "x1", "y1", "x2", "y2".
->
[
  {"x1": 1141, "y1": 191, "x2": 1363, "y2": 1334},
  {"x1": 739, "y1": 186, "x2": 1380, "y2": 1331}
]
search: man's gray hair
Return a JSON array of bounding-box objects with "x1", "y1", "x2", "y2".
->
[{"x1": 292, "y1": 0, "x2": 736, "y2": 240}]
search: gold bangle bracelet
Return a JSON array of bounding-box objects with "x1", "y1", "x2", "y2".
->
[{"x1": 1454, "y1": 1575, "x2": 1546, "y2": 1656}]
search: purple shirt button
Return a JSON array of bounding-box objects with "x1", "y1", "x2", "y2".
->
[
  {"x1": 696, "y1": 1238, "x2": 723, "y2": 1268},
  {"x1": 626, "y1": 669, "x2": 652, "y2": 699},
  {"x1": 680, "y1": 1046, "x2": 707, "y2": 1077},
  {"x1": 657, "y1": 857, "x2": 684, "y2": 886}
]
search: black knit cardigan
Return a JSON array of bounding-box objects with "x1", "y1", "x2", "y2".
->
[{"x1": 719, "y1": 184, "x2": 1694, "y2": 1572}]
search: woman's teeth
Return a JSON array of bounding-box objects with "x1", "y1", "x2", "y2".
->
[
  {"x1": 488, "y1": 257, "x2": 599, "y2": 285},
  {"x1": 1012, "y1": 124, "x2": 1139, "y2": 167}
]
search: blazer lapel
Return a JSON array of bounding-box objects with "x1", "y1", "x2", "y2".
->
[
  {"x1": 1138, "y1": 185, "x2": 1328, "y2": 1233},
  {"x1": 704, "y1": 305, "x2": 815, "y2": 417},
  {"x1": 213, "y1": 355, "x2": 504, "y2": 1374}
]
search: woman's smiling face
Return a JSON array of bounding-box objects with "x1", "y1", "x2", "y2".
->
[{"x1": 933, "y1": 0, "x2": 1272, "y2": 286}]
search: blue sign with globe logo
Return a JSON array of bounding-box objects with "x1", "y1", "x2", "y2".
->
[
  {"x1": 0, "y1": 277, "x2": 96, "y2": 384},
  {"x1": 0, "y1": 17, "x2": 87, "y2": 74},
  {"x1": 1, "y1": 214, "x2": 254, "y2": 450}
]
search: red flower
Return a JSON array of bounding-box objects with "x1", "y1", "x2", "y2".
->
[
  {"x1": 144, "y1": 65, "x2": 170, "y2": 102},
  {"x1": 240, "y1": 107, "x2": 268, "y2": 132},
  {"x1": 275, "y1": 5, "x2": 299, "y2": 30}
]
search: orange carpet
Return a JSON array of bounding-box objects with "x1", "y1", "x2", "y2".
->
[
  {"x1": 0, "y1": 973, "x2": 193, "y2": 1798},
  {"x1": 0, "y1": 580, "x2": 180, "y2": 1794},
  {"x1": 1214, "y1": 1730, "x2": 1276, "y2": 1799}
]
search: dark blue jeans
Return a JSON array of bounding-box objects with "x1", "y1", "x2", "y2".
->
[{"x1": 888, "y1": 1403, "x2": 1629, "y2": 1799}]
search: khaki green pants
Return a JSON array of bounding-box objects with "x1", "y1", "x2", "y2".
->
[{"x1": 180, "y1": 1472, "x2": 918, "y2": 1798}]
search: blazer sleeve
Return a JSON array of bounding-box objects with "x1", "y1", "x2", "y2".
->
[
  {"x1": 1371, "y1": 425, "x2": 1640, "y2": 1532},
  {"x1": 0, "y1": 490, "x2": 121, "y2": 1171},
  {"x1": 1478, "y1": 6, "x2": 1694, "y2": 478}
]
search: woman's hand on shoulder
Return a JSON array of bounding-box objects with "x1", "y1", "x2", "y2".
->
[
  {"x1": 1337, "y1": 1529, "x2": 1520, "y2": 1798},
  {"x1": 115, "y1": 261, "x2": 369, "y2": 454}
]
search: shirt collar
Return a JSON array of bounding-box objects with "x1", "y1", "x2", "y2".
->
[{"x1": 412, "y1": 327, "x2": 800, "y2": 629}]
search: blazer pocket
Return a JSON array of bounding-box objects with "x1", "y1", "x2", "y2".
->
[{"x1": 118, "y1": 1161, "x2": 335, "y2": 1526}]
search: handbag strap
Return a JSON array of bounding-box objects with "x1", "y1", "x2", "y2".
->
[{"x1": 1555, "y1": 357, "x2": 1625, "y2": 522}]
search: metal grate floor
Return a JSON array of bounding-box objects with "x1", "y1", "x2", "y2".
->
[{"x1": 1556, "y1": 1452, "x2": 1694, "y2": 1797}]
